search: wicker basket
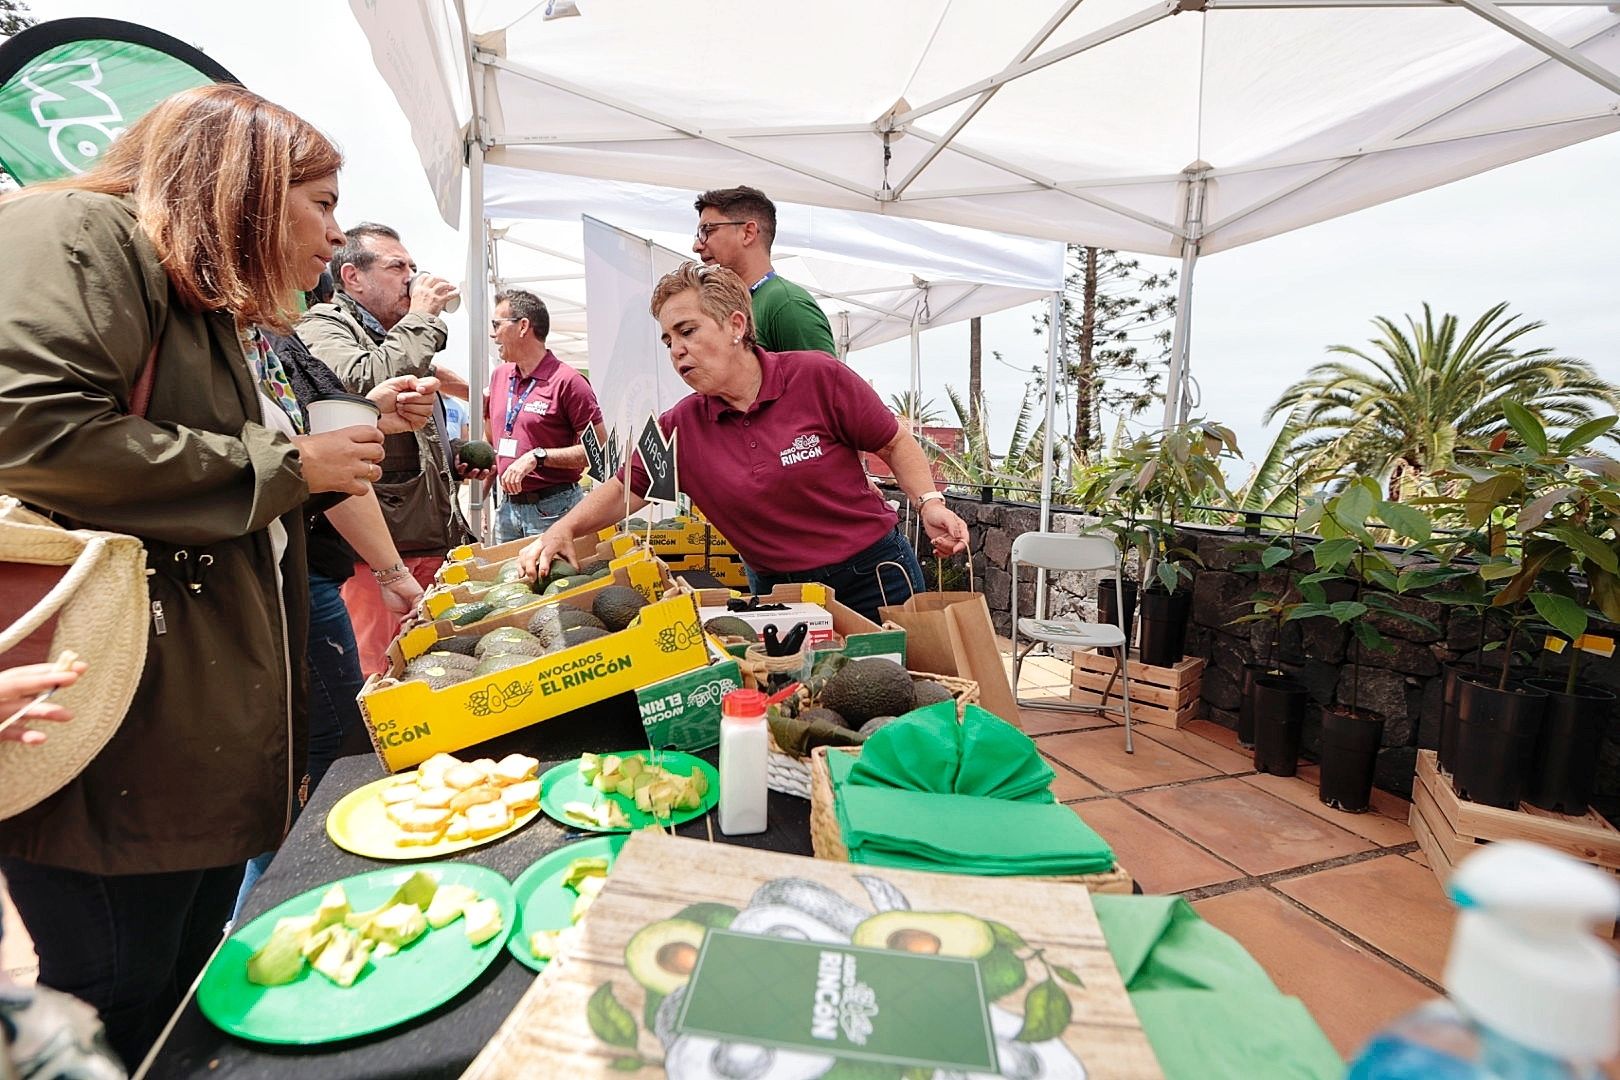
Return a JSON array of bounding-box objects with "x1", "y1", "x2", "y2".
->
[
  {"x1": 765, "y1": 671, "x2": 978, "y2": 799},
  {"x1": 808, "y1": 745, "x2": 1135, "y2": 893}
]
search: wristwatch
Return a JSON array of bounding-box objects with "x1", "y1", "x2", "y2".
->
[{"x1": 531, "y1": 447, "x2": 548, "y2": 466}]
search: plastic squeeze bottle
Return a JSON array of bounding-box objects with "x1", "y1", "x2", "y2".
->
[
  {"x1": 718, "y1": 689, "x2": 768, "y2": 836},
  {"x1": 1348, "y1": 841, "x2": 1620, "y2": 1080}
]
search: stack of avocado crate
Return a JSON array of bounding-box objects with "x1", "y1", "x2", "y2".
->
[
  {"x1": 598, "y1": 516, "x2": 749, "y2": 588},
  {"x1": 1069, "y1": 651, "x2": 1205, "y2": 729}
]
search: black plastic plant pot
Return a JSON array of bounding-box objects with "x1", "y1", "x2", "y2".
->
[
  {"x1": 1522, "y1": 677, "x2": 1613, "y2": 816},
  {"x1": 1237, "y1": 661, "x2": 1275, "y2": 748},
  {"x1": 1318, "y1": 707, "x2": 1385, "y2": 813},
  {"x1": 1452, "y1": 676, "x2": 1548, "y2": 809},
  {"x1": 1137, "y1": 586, "x2": 1190, "y2": 668},
  {"x1": 1096, "y1": 578, "x2": 1138, "y2": 649},
  {"x1": 1251, "y1": 674, "x2": 1307, "y2": 777},
  {"x1": 1437, "y1": 663, "x2": 1491, "y2": 775}
]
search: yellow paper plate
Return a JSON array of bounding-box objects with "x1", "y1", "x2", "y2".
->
[{"x1": 325, "y1": 773, "x2": 541, "y2": 860}]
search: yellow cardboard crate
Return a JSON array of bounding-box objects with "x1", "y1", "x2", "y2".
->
[
  {"x1": 423, "y1": 554, "x2": 663, "y2": 627},
  {"x1": 435, "y1": 535, "x2": 630, "y2": 587},
  {"x1": 360, "y1": 589, "x2": 708, "y2": 771}
]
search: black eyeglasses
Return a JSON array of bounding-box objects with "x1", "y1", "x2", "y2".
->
[
  {"x1": 490, "y1": 318, "x2": 521, "y2": 330},
  {"x1": 694, "y1": 220, "x2": 747, "y2": 243}
]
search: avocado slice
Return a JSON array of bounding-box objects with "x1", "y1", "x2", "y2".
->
[
  {"x1": 624, "y1": 918, "x2": 707, "y2": 995},
  {"x1": 850, "y1": 910, "x2": 995, "y2": 959}
]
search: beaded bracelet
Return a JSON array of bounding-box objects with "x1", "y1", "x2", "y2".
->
[{"x1": 371, "y1": 562, "x2": 410, "y2": 585}]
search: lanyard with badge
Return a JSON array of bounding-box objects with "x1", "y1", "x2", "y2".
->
[{"x1": 497, "y1": 369, "x2": 540, "y2": 458}]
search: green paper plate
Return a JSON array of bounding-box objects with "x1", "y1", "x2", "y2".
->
[
  {"x1": 196, "y1": 863, "x2": 514, "y2": 1045},
  {"x1": 507, "y1": 833, "x2": 629, "y2": 971},
  {"x1": 537, "y1": 750, "x2": 719, "y2": 833}
]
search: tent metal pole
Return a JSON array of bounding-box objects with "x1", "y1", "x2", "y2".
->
[
  {"x1": 465, "y1": 138, "x2": 489, "y2": 537},
  {"x1": 1037, "y1": 290, "x2": 1061, "y2": 620},
  {"x1": 1450, "y1": 0, "x2": 1620, "y2": 95},
  {"x1": 1162, "y1": 172, "x2": 1205, "y2": 430}
]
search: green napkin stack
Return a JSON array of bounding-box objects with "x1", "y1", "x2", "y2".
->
[{"x1": 828, "y1": 702, "x2": 1114, "y2": 876}]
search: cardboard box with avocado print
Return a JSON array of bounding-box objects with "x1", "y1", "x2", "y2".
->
[
  {"x1": 436, "y1": 534, "x2": 635, "y2": 587},
  {"x1": 660, "y1": 551, "x2": 750, "y2": 589},
  {"x1": 636, "y1": 659, "x2": 742, "y2": 752},
  {"x1": 424, "y1": 547, "x2": 657, "y2": 623},
  {"x1": 359, "y1": 588, "x2": 710, "y2": 772},
  {"x1": 693, "y1": 583, "x2": 905, "y2": 667},
  {"x1": 461, "y1": 832, "x2": 1161, "y2": 1079},
  {"x1": 597, "y1": 519, "x2": 740, "y2": 559}
]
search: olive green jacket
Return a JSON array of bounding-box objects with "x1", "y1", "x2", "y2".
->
[
  {"x1": 297, "y1": 297, "x2": 470, "y2": 555},
  {"x1": 0, "y1": 191, "x2": 311, "y2": 875}
]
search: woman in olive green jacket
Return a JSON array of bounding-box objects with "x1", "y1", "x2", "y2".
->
[{"x1": 0, "y1": 85, "x2": 387, "y2": 1068}]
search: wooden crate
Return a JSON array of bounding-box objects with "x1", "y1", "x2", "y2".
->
[
  {"x1": 1409, "y1": 749, "x2": 1619, "y2": 935},
  {"x1": 1069, "y1": 651, "x2": 1204, "y2": 729}
]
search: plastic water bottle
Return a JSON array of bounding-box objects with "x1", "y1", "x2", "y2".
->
[
  {"x1": 718, "y1": 689, "x2": 768, "y2": 836},
  {"x1": 1348, "y1": 842, "x2": 1619, "y2": 1080}
]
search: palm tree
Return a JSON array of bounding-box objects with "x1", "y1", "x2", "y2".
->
[
  {"x1": 887, "y1": 390, "x2": 944, "y2": 427},
  {"x1": 1268, "y1": 303, "x2": 1620, "y2": 500},
  {"x1": 918, "y1": 386, "x2": 1053, "y2": 497}
]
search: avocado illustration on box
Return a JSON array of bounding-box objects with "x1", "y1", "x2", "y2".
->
[{"x1": 583, "y1": 875, "x2": 1089, "y2": 1079}]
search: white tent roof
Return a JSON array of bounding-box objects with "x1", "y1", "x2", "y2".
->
[
  {"x1": 367, "y1": 0, "x2": 1620, "y2": 258},
  {"x1": 484, "y1": 168, "x2": 1064, "y2": 361}
]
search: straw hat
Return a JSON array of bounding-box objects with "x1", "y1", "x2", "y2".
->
[{"x1": 0, "y1": 497, "x2": 148, "y2": 820}]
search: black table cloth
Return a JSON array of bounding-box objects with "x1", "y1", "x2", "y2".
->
[{"x1": 139, "y1": 697, "x2": 811, "y2": 1079}]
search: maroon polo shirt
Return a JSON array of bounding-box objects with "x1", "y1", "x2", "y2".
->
[
  {"x1": 622, "y1": 348, "x2": 900, "y2": 572},
  {"x1": 483, "y1": 352, "x2": 603, "y2": 490}
]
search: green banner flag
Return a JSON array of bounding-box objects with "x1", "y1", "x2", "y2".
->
[{"x1": 0, "y1": 18, "x2": 237, "y2": 186}]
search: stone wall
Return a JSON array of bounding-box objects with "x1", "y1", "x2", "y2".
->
[{"x1": 898, "y1": 490, "x2": 1620, "y2": 818}]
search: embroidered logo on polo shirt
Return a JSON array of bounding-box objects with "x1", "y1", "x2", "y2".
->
[{"x1": 780, "y1": 432, "x2": 824, "y2": 467}]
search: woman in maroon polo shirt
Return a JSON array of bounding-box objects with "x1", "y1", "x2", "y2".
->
[{"x1": 518, "y1": 262, "x2": 969, "y2": 623}]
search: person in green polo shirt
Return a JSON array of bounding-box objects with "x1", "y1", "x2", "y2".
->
[{"x1": 692, "y1": 185, "x2": 838, "y2": 355}]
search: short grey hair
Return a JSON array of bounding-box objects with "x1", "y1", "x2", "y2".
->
[{"x1": 329, "y1": 222, "x2": 402, "y2": 286}]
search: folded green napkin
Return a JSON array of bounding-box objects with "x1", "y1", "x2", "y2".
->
[
  {"x1": 827, "y1": 750, "x2": 1114, "y2": 875},
  {"x1": 846, "y1": 701, "x2": 1056, "y2": 803},
  {"x1": 1092, "y1": 895, "x2": 1344, "y2": 1079}
]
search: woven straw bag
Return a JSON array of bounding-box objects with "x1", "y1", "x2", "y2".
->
[{"x1": 0, "y1": 496, "x2": 149, "y2": 819}]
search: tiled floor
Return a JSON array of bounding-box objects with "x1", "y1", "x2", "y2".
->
[{"x1": 1007, "y1": 645, "x2": 1461, "y2": 1061}]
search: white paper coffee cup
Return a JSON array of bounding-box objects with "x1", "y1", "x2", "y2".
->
[
  {"x1": 305, "y1": 393, "x2": 381, "y2": 434},
  {"x1": 412, "y1": 272, "x2": 461, "y2": 314}
]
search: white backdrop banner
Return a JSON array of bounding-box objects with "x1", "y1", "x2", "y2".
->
[{"x1": 580, "y1": 216, "x2": 689, "y2": 482}]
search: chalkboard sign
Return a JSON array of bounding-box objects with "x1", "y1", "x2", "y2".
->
[
  {"x1": 636, "y1": 414, "x2": 678, "y2": 502},
  {"x1": 606, "y1": 429, "x2": 623, "y2": 477},
  {"x1": 581, "y1": 424, "x2": 607, "y2": 482}
]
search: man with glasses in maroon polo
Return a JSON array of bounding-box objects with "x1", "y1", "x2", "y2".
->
[{"x1": 692, "y1": 186, "x2": 838, "y2": 355}]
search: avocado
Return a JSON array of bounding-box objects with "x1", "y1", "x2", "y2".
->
[
  {"x1": 526, "y1": 605, "x2": 562, "y2": 641},
  {"x1": 577, "y1": 559, "x2": 609, "y2": 576},
  {"x1": 483, "y1": 582, "x2": 536, "y2": 607},
  {"x1": 547, "y1": 556, "x2": 579, "y2": 581},
  {"x1": 425, "y1": 650, "x2": 477, "y2": 669},
  {"x1": 622, "y1": 518, "x2": 650, "y2": 530},
  {"x1": 402, "y1": 659, "x2": 470, "y2": 688},
  {"x1": 496, "y1": 561, "x2": 529, "y2": 584},
  {"x1": 457, "y1": 440, "x2": 496, "y2": 470},
  {"x1": 702, "y1": 616, "x2": 758, "y2": 642},
  {"x1": 911, "y1": 679, "x2": 955, "y2": 710},
  {"x1": 977, "y1": 944, "x2": 1028, "y2": 1000},
  {"x1": 819, "y1": 658, "x2": 915, "y2": 725},
  {"x1": 799, "y1": 705, "x2": 849, "y2": 730},
  {"x1": 442, "y1": 601, "x2": 495, "y2": 627},
  {"x1": 433, "y1": 635, "x2": 480, "y2": 657},
  {"x1": 850, "y1": 911, "x2": 995, "y2": 959},
  {"x1": 559, "y1": 609, "x2": 608, "y2": 633},
  {"x1": 624, "y1": 918, "x2": 707, "y2": 995},
  {"x1": 592, "y1": 585, "x2": 648, "y2": 632},
  {"x1": 474, "y1": 627, "x2": 546, "y2": 658},
  {"x1": 540, "y1": 578, "x2": 571, "y2": 597},
  {"x1": 857, "y1": 715, "x2": 897, "y2": 737},
  {"x1": 562, "y1": 625, "x2": 611, "y2": 648},
  {"x1": 653, "y1": 518, "x2": 683, "y2": 530},
  {"x1": 672, "y1": 902, "x2": 738, "y2": 930},
  {"x1": 246, "y1": 918, "x2": 310, "y2": 986},
  {"x1": 588, "y1": 567, "x2": 612, "y2": 581},
  {"x1": 472, "y1": 653, "x2": 533, "y2": 678}
]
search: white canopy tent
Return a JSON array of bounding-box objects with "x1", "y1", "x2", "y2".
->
[{"x1": 352, "y1": 0, "x2": 1620, "y2": 548}]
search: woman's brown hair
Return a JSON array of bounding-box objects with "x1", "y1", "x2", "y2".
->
[
  {"x1": 650, "y1": 262, "x2": 756, "y2": 347},
  {"x1": 15, "y1": 83, "x2": 342, "y2": 331}
]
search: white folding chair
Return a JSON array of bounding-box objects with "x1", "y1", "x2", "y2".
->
[{"x1": 1010, "y1": 531, "x2": 1135, "y2": 753}]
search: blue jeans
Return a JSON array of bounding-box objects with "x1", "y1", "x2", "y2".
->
[
  {"x1": 236, "y1": 571, "x2": 364, "y2": 917},
  {"x1": 746, "y1": 527, "x2": 925, "y2": 625},
  {"x1": 495, "y1": 485, "x2": 584, "y2": 544}
]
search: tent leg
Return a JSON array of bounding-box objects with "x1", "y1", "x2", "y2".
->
[
  {"x1": 1036, "y1": 290, "x2": 1060, "y2": 620},
  {"x1": 465, "y1": 138, "x2": 489, "y2": 539},
  {"x1": 1162, "y1": 173, "x2": 1205, "y2": 431}
]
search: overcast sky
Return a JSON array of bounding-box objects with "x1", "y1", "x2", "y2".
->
[{"x1": 20, "y1": 0, "x2": 1620, "y2": 481}]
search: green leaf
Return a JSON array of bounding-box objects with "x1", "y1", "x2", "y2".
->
[
  {"x1": 989, "y1": 921, "x2": 1026, "y2": 950},
  {"x1": 1330, "y1": 601, "x2": 1369, "y2": 623},
  {"x1": 1156, "y1": 562, "x2": 1179, "y2": 593},
  {"x1": 610, "y1": 1058, "x2": 645, "y2": 1072},
  {"x1": 1332, "y1": 483, "x2": 1377, "y2": 537},
  {"x1": 1017, "y1": 979, "x2": 1073, "y2": 1043},
  {"x1": 1529, "y1": 593, "x2": 1589, "y2": 642},
  {"x1": 1298, "y1": 581, "x2": 1328, "y2": 606},
  {"x1": 1546, "y1": 526, "x2": 1620, "y2": 574},
  {"x1": 1284, "y1": 603, "x2": 1333, "y2": 622},
  {"x1": 1589, "y1": 569, "x2": 1620, "y2": 624},
  {"x1": 1463, "y1": 475, "x2": 1519, "y2": 527},
  {"x1": 587, "y1": 983, "x2": 639, "y2": 1049},
  {"x1": 1502, "y1": 400, "x2": 1547, "y2": 455},
  {"x1": 1378, "y1": 500, "x2": 1432, "y2": 542},
  {"x1": 1477, "y1": 562, "x2": 1521, "y2": 581},
  {"x1": 1260, "y1": 545, "x2": 1292, "y2": 569},
  {"x1": 1559, "y1": 416, "x2": 1618, "y2": 453},
  {"x1": 1352, "y1": 620, "x2": 1391, "y2": 653},
  {"x1": 1366, "y1": 568, "x2": 1399, "y2": 593},
  {"x1": 1053, "y1": 965, "x2": 1085, "y2": 986},
  {"x1": 1518, "y1": 486, "x2": 1579, "y2": 532},
  {"x1": 1312, "y1": 538, "x2": 1358, "y2": 572}
]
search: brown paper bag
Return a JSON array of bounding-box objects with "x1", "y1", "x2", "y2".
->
[{"x1": 880, "y1": 589, "x2": 1019, "y2": 726}]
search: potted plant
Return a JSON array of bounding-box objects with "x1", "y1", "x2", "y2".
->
[
  {"x1": 1442, "y1": 403, "x2": 1620, "y2": 811},
  {"x1": 1290, "y1": 478, "x2": 1444, "y2": 811},
  {"x1": 1229, "y1": 529, "x2": 1312, "y2": 763}
]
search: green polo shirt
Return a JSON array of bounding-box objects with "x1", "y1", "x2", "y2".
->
[{"x1": 751, "y1": 273, "x2": 837, "y2": 355}]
